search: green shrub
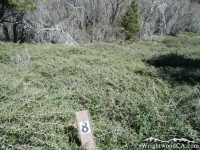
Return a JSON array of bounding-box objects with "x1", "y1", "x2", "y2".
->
[
  {"x1": 162, "y1": 36, "x2": 200, "y2": 47},
  {"x1": 0, "y1": 52, "x2": 9, "y2": 63},
  {"x1": 162, "y1": 37, "x2": 182, "y2": 47},
  {"x1": 0, "y1": 40, "x2": 199, "y2": 149}
]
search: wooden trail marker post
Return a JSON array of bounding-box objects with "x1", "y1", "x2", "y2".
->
[{"x1": 75, "y1": 110, "x2": 96, "y2": 150}]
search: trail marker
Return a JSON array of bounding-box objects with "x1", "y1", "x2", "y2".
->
[{"x1": 75, "y1": 110, "x2": 96, "y2": 150}]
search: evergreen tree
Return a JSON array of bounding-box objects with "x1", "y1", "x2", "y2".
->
[
  {"x1": 0, "y1": 0, "x2": 36, "y2": 10},
  {"x1": 121, "y1": 0, "x2": 140, "y2": 41}
]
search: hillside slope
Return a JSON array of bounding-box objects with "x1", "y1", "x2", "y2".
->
[{"x1": 0, "y1": 36, "x2": 200, "y2": 149}]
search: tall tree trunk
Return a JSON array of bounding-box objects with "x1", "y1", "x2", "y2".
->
[
  {"x1": 13, "y1": 22, "x2": 18, "y2": 43},
  {"x1": 3, "y1": 25, "x2": 10, "y2": 41}
]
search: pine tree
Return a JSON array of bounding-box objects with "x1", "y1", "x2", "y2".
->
[{"x1": 121, "y1": 0, "x2": 140, "y2": 41}]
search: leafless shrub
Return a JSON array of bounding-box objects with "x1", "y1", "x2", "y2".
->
[
  {"x1": 139, "y1": 0, "x2": 200, "y2": 39},
  {"x1": 10, "y1": 48, "x2": 31, "y2": 71},
  {"x1": 1, "y1": 0, "x2": 200, "y2": 43}
]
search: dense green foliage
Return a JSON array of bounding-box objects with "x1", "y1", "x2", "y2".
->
[
  {"x1": 121, "y1": 0, "x2": 140, "y2": 41},
  {"x1": 0, "y1": 0, "x2": 36, "y2": 10},
  {"x1": 192, "y1": 0, "x2": 200, "y2": 3},
  {"x1": 0, "y1": 35, "x2": 200, "y2": 149}
]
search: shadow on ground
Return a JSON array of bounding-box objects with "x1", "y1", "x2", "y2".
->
[{"x1": 146, "y1": 53, "x2": 200, "y2": 85}]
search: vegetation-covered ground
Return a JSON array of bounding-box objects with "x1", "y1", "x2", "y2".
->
[{"x1": 0, "y1": 35, "x2": 200, "y2": 149}]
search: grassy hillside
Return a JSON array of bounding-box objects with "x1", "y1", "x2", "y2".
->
[{"x1": 0, "y1": 36, "x2": 200, "y2": 149}]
